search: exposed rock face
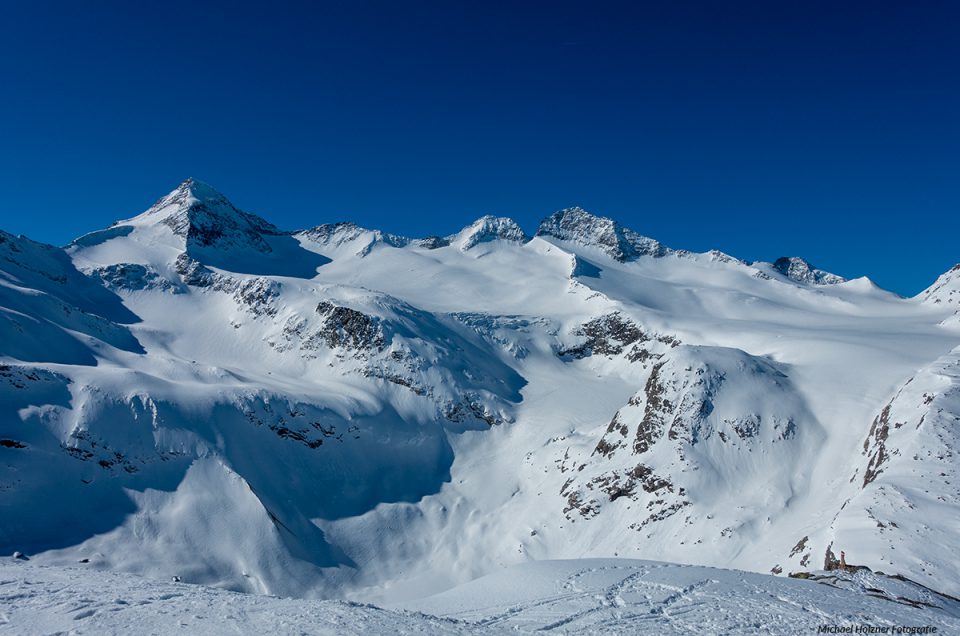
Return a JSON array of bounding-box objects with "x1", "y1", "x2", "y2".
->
[
  {"x1": 233, "y1": 278, "x2": 280, "y2": 317},
  {"x1": 558, "y1": 312, "x2": 679, "y2": 363},
  {"x1": 442, "y1": 394, "x2": 511, "y2": 427},
  {"x1": 314, "y1": 301, "x2": 386, "y2": 352},
  {"x1": 558, "y1": 312, "x2": 646, "y2": 359},
  {"x1": 630, "y1": 362, "x2": 670, "y2": 455},
  {"x1": 536, "y1": 207, "x2": 667, "y2": 262},
  {"x1": 862, "y1": 404, "x2": 892, "y2": 487},
  {"x1": 276, "y1": 302, "x2": 385, "y2": 357},
  {"x1": 414, "y1": 235, "x2": 450, "y2": 249},
  {"x1": 561, "y1": 345, "x2": 814, "y2": 537},
  {"x1": 91, "y1": 263, "x2": 175, "y2": 292},
  {"x1": 174, "y1": 252, "x2": 218, "y2": 287},
  {"x1": 771, "y1": 256, "x2": 845, "y2": 285},
  {"x1": 173, "y1": 253, "x2": 279, "y2": 316}
]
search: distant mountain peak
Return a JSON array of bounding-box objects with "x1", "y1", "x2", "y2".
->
[
  {"x1": 771, "y1": 256, "x2": 845, "y2": 285},
  {"x1": 298, "y1": 222, "x2": 410, "y2": 257},
  {"x1": 535, "y1": 207, "x2": 666, "y2": 262},
  {"x1": 456, "y1": 215, "x2": 528, "y2": 251}
]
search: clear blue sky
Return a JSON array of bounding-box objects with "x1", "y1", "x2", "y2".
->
[{"x1": 0, "y1": 1, "x2": 956, "y2": 295}]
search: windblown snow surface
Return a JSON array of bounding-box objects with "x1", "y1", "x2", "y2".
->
[
  {"x1": 2, "y1": 179, "x2": 959, "y2": 633},
  {"x1": 3, "y1": 557, "x2": 959, "y2": 635}
]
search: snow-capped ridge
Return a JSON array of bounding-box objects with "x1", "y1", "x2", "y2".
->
[
  {"x1": 296, "y1": 222, "x2": 410, "y2": 257},
  {"x1": 453, "y1": 215, "x2": 528, "y2": 251},
  {"x1": 772, "y1": 256, "x2": 845, "y2": 285},
  {"x1": 535, "y1": 207, "x2": 667, "y2": 262},
  {"x1": 79, "y1": 180, "x2": 874, "y2": 292},
  {"x1": 750, "y1": 256, "x2": 846, "y2": 286},
  {"x1": 298, "y1": 215, "x2": 528, "y2": 256}
]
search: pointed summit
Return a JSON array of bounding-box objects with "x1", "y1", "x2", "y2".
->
[
  {"x1": 535, "y1": 207, "x2": 666, "y2": 262},
  {"x1": 141, "y1": 177, "x2": 234, "y2": 218},
  {"x1": 129, "y1": 178, "x2": 280, "y2": 253},
  {"x1": 173, "y1": 176, "x2": 225, "y2": 201}
]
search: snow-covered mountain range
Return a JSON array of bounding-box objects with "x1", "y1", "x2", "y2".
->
[{"x1": 2, "y1": 178, "x2": 958, "y2": 611}]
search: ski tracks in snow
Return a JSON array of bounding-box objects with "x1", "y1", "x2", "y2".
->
[{"x1": 438, "y1": 564, "x2": 718, "y2": 632}]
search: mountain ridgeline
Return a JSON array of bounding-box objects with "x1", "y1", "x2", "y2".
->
[{"x1": 1, "y1": 178, "x2": 958, "y2": 603}]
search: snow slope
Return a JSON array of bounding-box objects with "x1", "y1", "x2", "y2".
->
[
  {"x1": 826, "y1": 345, "x2": 960, "y2": 586},
  {"x1": 3, "y1": 557, "x2": 958, "y2": 635},
  {"x1": 2, "y1": 178, "x2": 959, "y2": 608},
  {"x1": 0, "y1": 557, "x2": 482, "y2": 636},
  {"x1": 398, "y1": 559, "x2": 960, "y2": 634}
]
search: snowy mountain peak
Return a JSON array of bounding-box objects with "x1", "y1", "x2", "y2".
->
[
  {"x1": 172, "y1": 176, "x2": 226, "y2": 204},
  {"x1": 770, "y1": 256, "x2": 846, "y2": 285},
  {"x1": 128, "y1": 178, "x2": 281, "y2": 253},
  {"x1": 535, "y1": 207, "x2": 666, "y2": 262},
  {"x1": 455, "y1": 215, "x2": 528, "y2": 251},
  {"x1": 145, "y1": 177, "x2": 235, "y2": 218}
]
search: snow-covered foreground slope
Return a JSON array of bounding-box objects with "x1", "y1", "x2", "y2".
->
[
  {"x1": 399, "y1": 559, "x2": 960, "y2": 634},
  {"x1": 0, "y1": 557, "x2": 480, "y2": 635},
  {"x1": 3, "y1": 558, "x2": 958, "y2": 636},
  {"x1": 2, "y1": 178, "x2": 959, "y2": 611}
]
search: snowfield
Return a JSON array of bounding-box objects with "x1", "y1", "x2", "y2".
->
[
  {"x1": 2, "y1": 557, "x2": 958, "y2": 635},
  {"x1": 2, "y1": 178, "x2": 959, "y2": 629}
]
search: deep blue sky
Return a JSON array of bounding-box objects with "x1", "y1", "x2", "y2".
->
[{"x1": 0, "y1": 1, "x2": 957, "y2": 295}]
